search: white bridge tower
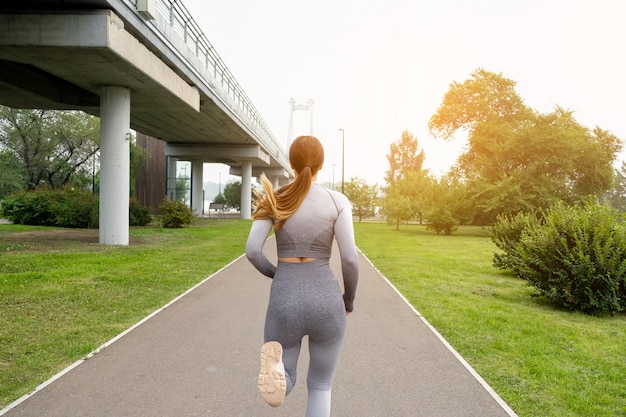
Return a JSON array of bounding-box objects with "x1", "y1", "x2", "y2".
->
[{"x1": 287, "y1": 98, "x2": 314, "y2": 148}]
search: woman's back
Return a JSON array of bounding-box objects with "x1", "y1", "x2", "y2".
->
[{"x1": 276, "y1": 183, "x2": 343, "y2": 260}]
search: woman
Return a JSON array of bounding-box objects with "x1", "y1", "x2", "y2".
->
[{"x1": 245, "y1": 135, "x2": 359, "y2": 417}]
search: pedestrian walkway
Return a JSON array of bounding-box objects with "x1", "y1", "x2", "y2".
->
[{"x1": 1, "y1": 238, "x2": 518, "y2": 417}]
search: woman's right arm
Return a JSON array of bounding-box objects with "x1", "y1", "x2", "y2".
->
[
  {"x1": 333, "y1": 195, "x2": 359, "y2": 312},
  {"x1": 245, "y1": 219, "x2": 276, "y2": 278}
]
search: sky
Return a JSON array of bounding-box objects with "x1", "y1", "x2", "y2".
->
[{"x1": 181, "y1": 0, "x2": 626, "y2": 187}]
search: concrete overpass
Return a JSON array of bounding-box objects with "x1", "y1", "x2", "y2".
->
[{"x1": 0, "y1": 0, "x2": 292, "y2": 244}]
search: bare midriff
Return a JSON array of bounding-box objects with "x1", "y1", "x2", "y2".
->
[{"x1": 278, "y1": 257, "x2": 318, "y2": 263}]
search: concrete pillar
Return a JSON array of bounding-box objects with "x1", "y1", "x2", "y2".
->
[
  {"x1": 191, "y1": 160, "x2": 204, "y2": 216},
  {"x1": 241, "y1": 160, "x2": 252, "y2": 219},
  {"x1": 272, "y1": 176, "x2": 279, "y2": 189},
  {"x1": 99, "y1": 86, "x2": 130, "y2": 245}
]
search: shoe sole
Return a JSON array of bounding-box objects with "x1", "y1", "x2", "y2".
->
[{"x1": 258, "y1": 341, "x2": 286, "y2": 407}]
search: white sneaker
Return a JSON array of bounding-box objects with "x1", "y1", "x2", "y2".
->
[{"x1": 258, "y1": 341, "x2": 287, "y2": 407}]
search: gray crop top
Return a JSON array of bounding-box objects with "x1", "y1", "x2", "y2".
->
[{"x1": 246, "y1": 183, "x2": 359, "y2": 311}]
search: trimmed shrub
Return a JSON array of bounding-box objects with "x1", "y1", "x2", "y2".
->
[
  {"x1": 129, "y1": 197, "x2": 152, "y2": 226},
  {"x1": 516, "y1": 200, "x2": 626, "y2": 313},
  {"x1": 159, "y1": 198, "x2": 194, "y2": 228}
]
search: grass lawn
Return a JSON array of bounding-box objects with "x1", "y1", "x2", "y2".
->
[
  {"x1": 1, "y1": 219, "x2": 625, "y2": 416},
  {"x1": 354, "y1": 222, "x2": 626, "y2": 417}
]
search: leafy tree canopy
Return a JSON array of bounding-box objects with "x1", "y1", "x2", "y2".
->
[
  {"x1": 0, "y1": 106, "x2": 99, "y2": 190},
  {"x1": 213, "y1": 193, "x2": 227, "y2": 205},
  {"x1": 428, "y1": 69, "x2": 622, "y2": 224},
  {"x1": 344, "y1": 177, "x2": 377, "y2": 222},
  {"x1": 223, "y1": 181, "x2": 242, "y2": 211},
  {"x1": 428, "y1": 68, "x2": 528, "y2": 140},
  {"x1": 380, "y1": 184, "x2": 415, "y2": 230},
  {"x1": 384, "y1": 130, "x2": 426, "y2": 185},
  {"x1": 604, "y1": 162, "x2": 626, "y2": 212},
  {"x1": 0, "y1": 149, "x2": 25, "y2": 199},
  {"x1": 381, "y1": 170, "x2": 433, "y2": 227}
]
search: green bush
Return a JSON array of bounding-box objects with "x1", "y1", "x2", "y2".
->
[
  {"x1": 129, "y1": 197, "x2": 152, "y2": 226},
  {"x1": 1, "y1": 188, "x2": 57, "y2": 226},
  {"x1": 1, "y1": 187, "x2": 99, "y2": 228},
  {"x1": 426, "y1": 209, "x2": 459, "y2": 235},
  {"x1": 159, "y1": 198, "x2": 194, "y2": 228},
  {"x1": 51, "y1": 187, "x2": 99, "y2": 228},
  {"x1": 0, "y1": 188, "x2": 154, "y2": 229},
  {"x1": 490, "y1": 211, "x2": 540, "y2": 274},
  {"x1": 515, "y1": 200, "x2": 626, "y2": 313}
]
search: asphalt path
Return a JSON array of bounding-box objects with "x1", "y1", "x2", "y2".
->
[{"x1": 2, "y1": 237, "x2": 518, "y2": 416}]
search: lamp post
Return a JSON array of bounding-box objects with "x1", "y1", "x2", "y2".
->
[{"x1": 339, "y1": 128, "x2": 345, "y2": 194}]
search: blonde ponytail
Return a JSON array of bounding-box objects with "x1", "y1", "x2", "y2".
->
[
  {"x1": 253, "y1": 136, "x2": 324, "y2": 229},
  {"x1": 253, "y1": 168, "x2": 313, "y2": 230}
]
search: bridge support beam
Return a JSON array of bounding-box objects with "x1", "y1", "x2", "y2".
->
[
  {"x1": 99, "y1": 86, "x2": 130, "y2": 245},
  {"x1": 191, "y1": 160, "x2": 204, "y2": 215},
  {"x1": 241, "y1": 161, "x2": 252, "y2": 220}
]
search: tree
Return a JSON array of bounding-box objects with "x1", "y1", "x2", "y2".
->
[
  {"x1": 344, "y1": 177, "x2": 377, "y2": 222},
  {"x1": 223, "y1": 181, "x2": 242, "y2": 211},
  {"x1": 429, "y1": 69, "x2": 622, "y2": 224},
  {"x1": 424, "y1": 174, "x2": 465, "y2": 234},
  {"x1": 0, "y1": 149, "x2": 25, "y2": 199},
  {"x1": 604, "y1": 162, "x2": 626, "y2": 212},
  {"x1": 381, "y1": 131, "x2": 431, "y2": 226},
  {"x1": 175, "y1": 174, "x2": 189, "y2": 203},
  {"x1": 428, "y1": 68, "x2": 528, "y2": 140},
  {"x1": 0, "y1": 106, "x2": 100, "y2": 190},
  {"x1": 380, "y1": 171, "x2": 432, "y2": 228},
  {"x1": 213, "y1": 193, "x2": 227, "y2": 205},
  {"x1": 380, "y1": 183, "x2": 415, "y2": 230},
  {"x1": 384, "y1": 130, "x2": 426, "y2": 185}
]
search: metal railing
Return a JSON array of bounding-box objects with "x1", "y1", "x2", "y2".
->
[{"x1": 121, "y1": 0, "x2": 289, "y2": 168}]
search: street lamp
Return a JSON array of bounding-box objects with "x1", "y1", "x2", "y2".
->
[{"x1": 339, "y1": 128, "x2": 345, "y2": 194}]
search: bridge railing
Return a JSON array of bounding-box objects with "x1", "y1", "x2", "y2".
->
[{"x1": 122, "y1": 0, "x2": 289, "y2": 170}]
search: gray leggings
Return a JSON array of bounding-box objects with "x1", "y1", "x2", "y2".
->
[{"x1": 264, "y1": 260, "x2": 347, "y2": 417}]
